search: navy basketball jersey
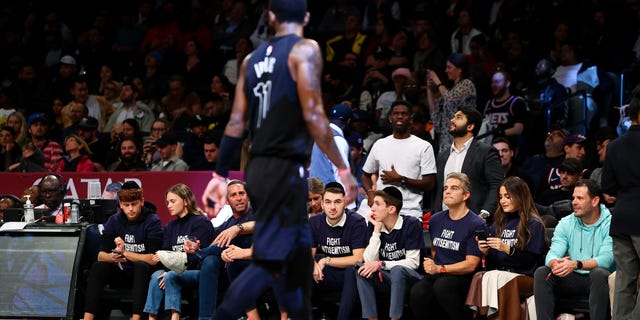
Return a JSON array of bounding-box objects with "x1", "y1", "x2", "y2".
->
[{"x1": 244, "y1": 34, "x2": 312, "y2": 162}]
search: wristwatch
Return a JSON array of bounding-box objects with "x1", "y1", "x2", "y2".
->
[
  {"x1": 237, "y1": 223, "x2": 244, "y2": 232},
  {"x1": 479, "y1": 210, "x2": 491, "y2": 219},
  {"x1": 440, "y1": 265, "x2": 447, "y2": 274},
  {"x1": 576, "y1": 260, "x2": 583, "y2": 270},
  {"x1": 325, "y1": 256, "x2": 331, "y2": 266}
]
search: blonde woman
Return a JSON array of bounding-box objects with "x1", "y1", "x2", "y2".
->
[
  {"x1": 55, "y1": 134, "x2": 94, "y2": 172},
  {"x1": 144, "y1": 183, "x2": 214, "y2": 320}
]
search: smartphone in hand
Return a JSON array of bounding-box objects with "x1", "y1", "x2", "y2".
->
[{"x1": 475, "y1": 229, "x2": 488, "y2": 241}]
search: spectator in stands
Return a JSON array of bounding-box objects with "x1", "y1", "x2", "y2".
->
[
  {"x1": 107, "y1": 137, "x2": 148, "y2": 172},
  {"x1": 61, "y1": 77, "x2": 111, "y2": 131},
  {"x1": 76, "y1": 116, "x2": 109, "y2": 171},
  {"x1": 208, "y1": 74, "x2": 234, "y2": 113},
  {"x1": 356, "y1": 186, "x2": 423, "y2": 320},
  {"x1": 433, "y1": 107, "x2": 503, "y2": 219},
  {"x1": 150, "y1": 132, "x2": 188, "y2": 171},
  {"x1": 0, "y1": 126, "x2": 22, "y2": 171},
  {"x1": 105, "y1": 81, "x2": 155, "y2": 134},
  {"x1": 48, "y1": 97, "x2": 66, "y2": 141},
  {"x1": 8, "y1": 142, "x2": 46, "y2": 172},
  {"x1": 55, "y1": 134, "x2": 95, "y2": 172},
  {"x1": 324, "y1": 12, "x2": 368, "y2": 66},
  {"x1": 9, "y1": 62, "x2": 51, "y2": 117},
  {"x1": 183, "y1": 180, "x2": 255, "y2": 320},
  {"x1": 482, "y1": 67, "x2": 528, "y2": 156},
  {"x1": 50, "y1": 55, "x2": 78, "y2": 104},
  {"x1": 362, "y1": 100, "x2": 436, "y2": 219},
  {"x1": 180, "y1": 37, "x2": 212, "y2": 98},
  {"x1": 213, "y1": 0, "x2": 254, "y2": 65},
  {"x1": 537, "y1": 157, "x2": 584, "y2": 207},
  {"x1": 590, "y1": 127, "x2": 617, "y2": 188},
  {"x1": 348, "y1": 132, "x2": 367, "y2": 205},
  {"x1": 602, "y1": 90, "x2": 640, "y2": 319},
  {"x1": 143, "y1": 119, "x2": 168, "y2": 167},
  {"x1": 201, "y1": 94, "x2": 230, "y2": 132},
  {"x1": 107, "y1": 118, "x2": 145, "y2": 167},
  {"x1": 6, "y1": 111, "x2": 28, "y2": 147},
  {"x1": 412, "y1": 28, "x2": 446, "y2": 82},
  {"x1": 61, "y1": 102, "x2": 88, "y2": 140},
  {"x1": 308, "y1": 177, "x2": 325, "y2": 217},
  {"x1": 223, "y1": 36, "x2": 254, "y2": 86},
  {"x1": 492, "y1": 137, "x2": 534, "y2": 191},
  {"x1": 350, "y1": 109, "x2": 381, "y2": 153},
  {"x1": 450, "y1": 9, "x2": 484, "y2": 55},
  {"x1": 426, "y1": 54, "x2": 477, "y2": 154},
  {"x1": 375, "y1": 67, "x2": 413, "y2": 129},
  {"x1": 160, "y1": 74, "x2": 202, "y2": 131},
  {"x1": 361, "y1": 1, "x2": 400, "y2": 34},
  {"x1": 137, "y1": 52, "x2": 168, "y2": 110},
  {"x1": 83, "y1": 181, "x2": 163, "y2": 320},
  {"x1": 309, "y1": 103, "x2": 351, "y2": 185},
  {"x1": 182, "y1": 116, "x2": 209, "y2": 169},
  {"x1": 317, "y1": 0, "x2": 361, "y2": 37},
  {"x1": 144, "y1": 183, "x2": 215, "y2": 320},
  {"x1": 190, "y1": 131, "x2": 221, "y2": 171},
  {"x1": 360, "y1": 46, "x2": 393, "y2": 114},
  {"x1": 0, "y1": 194, "x2": 22, "y2": 222},
  {"x1": 310, "y1": 182, "x2": 368, "y2": 320},
  {"x1": 100, "y1": 79, "x2": 122, "y2": 110},
  {"x1": 544, "y1": 134, "x2": 587, "y2": 191},
  {"x1": 466, "y1": 176, "x2": 547, "y2": 319},
  {"x1": 534, "y1": 179, "x2": 614, "y2": 320},
  {"x1": 523, "y1": 125, "x2": 569, "y2": 194},
  {"x1": 27, "y1": 113, "x2": 63, "y2": 172},
  {"x1": 410, "y1": 172, "x2": 485, "y2": 320}
]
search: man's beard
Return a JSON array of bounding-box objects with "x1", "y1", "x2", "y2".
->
[{"x1": 449, "y1": 125, "x2": 467, "y2": 138}]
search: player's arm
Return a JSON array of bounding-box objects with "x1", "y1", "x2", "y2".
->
[
  {"x1": 291, "y1": 39, "x2": 347, "y2": 171},
  {"x1": 224, "y1": 54, "x2": 251, "y2": 139},
  {"x1": 291, "y1": 39, "x2": 357, "y2": 202}
]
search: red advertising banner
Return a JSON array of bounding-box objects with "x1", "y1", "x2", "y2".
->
[{"x1": 0, "y1": 171, "x2": 244, "y2": 224}]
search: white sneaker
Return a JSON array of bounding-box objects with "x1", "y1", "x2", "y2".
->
[{"x1": 156, "y1": 250, "x2": 187, "y2": 273}]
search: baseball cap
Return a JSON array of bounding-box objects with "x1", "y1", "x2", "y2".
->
[
  {"x1": 78, "y1": 116, "x2": 99, "y2": 130},
  {"x1": 558, "y1": 158, "x2": 583, "y2": 174},
  {"x1": 565, "y1": 134, "x2": 587, "y2": 146},
  {"x1": 347, "y1": 132, "x2": 363, "y2": 148},
  {"x1": 329, "y1": 103, "x2": 352, "y2": 121},
  {"x1": 154, "y1": 132, "x2": 178, "y2": 148},
  {"x1": 391, "y1": 67, "x2": 413, "y2": 80},
  {"x1": 60, "y1": 55, "x2": 77, "y2": 65},
  {"x1": 27, "y1": 113, "x2": 47, "y2": 126},
  {"x1": 549, "y1": 124, "x2": 571, "y2": 138}
]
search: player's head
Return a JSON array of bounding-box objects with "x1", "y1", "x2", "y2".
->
[{"x1": 269, "y1": 0, "x2": 308, "y2": 25}]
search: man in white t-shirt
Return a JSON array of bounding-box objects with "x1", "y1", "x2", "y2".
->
[{"x1": 362, "y1": 100, "x2": 436, "y2": 219}]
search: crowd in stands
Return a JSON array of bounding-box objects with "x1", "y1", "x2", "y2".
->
[{"x1": 1, "y1": 0, "x2": 640, "y2": 319}]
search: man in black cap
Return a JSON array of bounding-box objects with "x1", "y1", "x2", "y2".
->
[
  {"x1": 77, "y1": 116, "x2": 109, "y2": 171},
  {"x1": 309, "y1": 103, "x2": 352, "y2": 185},
  {"x1": 182, "y1": 115, "x2": 209, "y2": 169},
  {"x1": 537, "y1": 157, "x2": 585, "y2": 207},
  {"x1": 150, "y1": 132, "x2": 188, "y2": 171}
]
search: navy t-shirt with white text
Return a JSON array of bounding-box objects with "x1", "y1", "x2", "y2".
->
[
  {"x1": 310, "y1": 211, "x2": 368, "y2": 258},
  {"x1": 429, "y1": 210, "x2": 486, "y2": 266}
]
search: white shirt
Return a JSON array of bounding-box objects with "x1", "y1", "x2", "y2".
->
[{"x1": 443, "y1": 137, "x2": 474, "y2": 210}]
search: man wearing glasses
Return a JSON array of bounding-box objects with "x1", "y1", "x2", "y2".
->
[{"x1": 36, "y1": 173, "x2": 66, "y2": 216}]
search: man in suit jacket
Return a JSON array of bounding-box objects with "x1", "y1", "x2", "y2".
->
[
  {"x1": 602, "y1": 92, "x2": 640, "y2": 319},
  {"x1": 432, "y1": 106, "x2": 503, "y2": 219}
]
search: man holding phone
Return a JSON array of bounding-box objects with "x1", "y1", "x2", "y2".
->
[{"x1": 83, "y1": 181, "x2": 163, "y2": 320}]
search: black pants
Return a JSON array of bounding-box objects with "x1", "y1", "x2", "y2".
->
[
  {"x1": 84, "y1": 261, "x2": 153, "y2": 316},
  {"x1": 410, "y1": 273, "x2": 474, "y2": 320}
]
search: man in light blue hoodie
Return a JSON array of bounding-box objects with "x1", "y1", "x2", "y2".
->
[{"x1": 533, "y1": 179, "x2": 615, "y2": 320}]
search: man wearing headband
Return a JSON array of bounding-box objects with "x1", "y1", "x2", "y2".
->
[{"x1": 203, "y1": 0, "x2": 358, "y2": 318}]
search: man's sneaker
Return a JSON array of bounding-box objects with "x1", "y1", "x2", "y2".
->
[{"x1": 156, "y1": 250, "x2": 187, "y2": 273}]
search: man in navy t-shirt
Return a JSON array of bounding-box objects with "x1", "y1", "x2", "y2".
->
[
  {"x1": 356, "y1": 186, "x2": 424, "y2": 320},
  {"x1": 410, "y1": 172, "x2": 486, "y2": 320},
  {"x1": 83, "y1": 181, "x2": 163, "y2": 320},
  {"x1": 310, "y1": 182, "x2": 368, "y2": 320}
]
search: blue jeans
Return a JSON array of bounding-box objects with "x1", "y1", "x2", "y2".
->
[
  {"x1": 198, "y1": 247, "x2": 225, "y2": 320},
  {"x1": 356, "y1": 265, "x2": 423, "y2": 319}
]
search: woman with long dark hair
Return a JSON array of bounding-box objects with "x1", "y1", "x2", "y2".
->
[{"x1": 466, "y1": 176, "x2": 547, "y2": 320}]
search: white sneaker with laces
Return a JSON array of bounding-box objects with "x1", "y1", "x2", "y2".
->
[{"x1": 156, "y1": 250, "x2": 187, "y2": 273}]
